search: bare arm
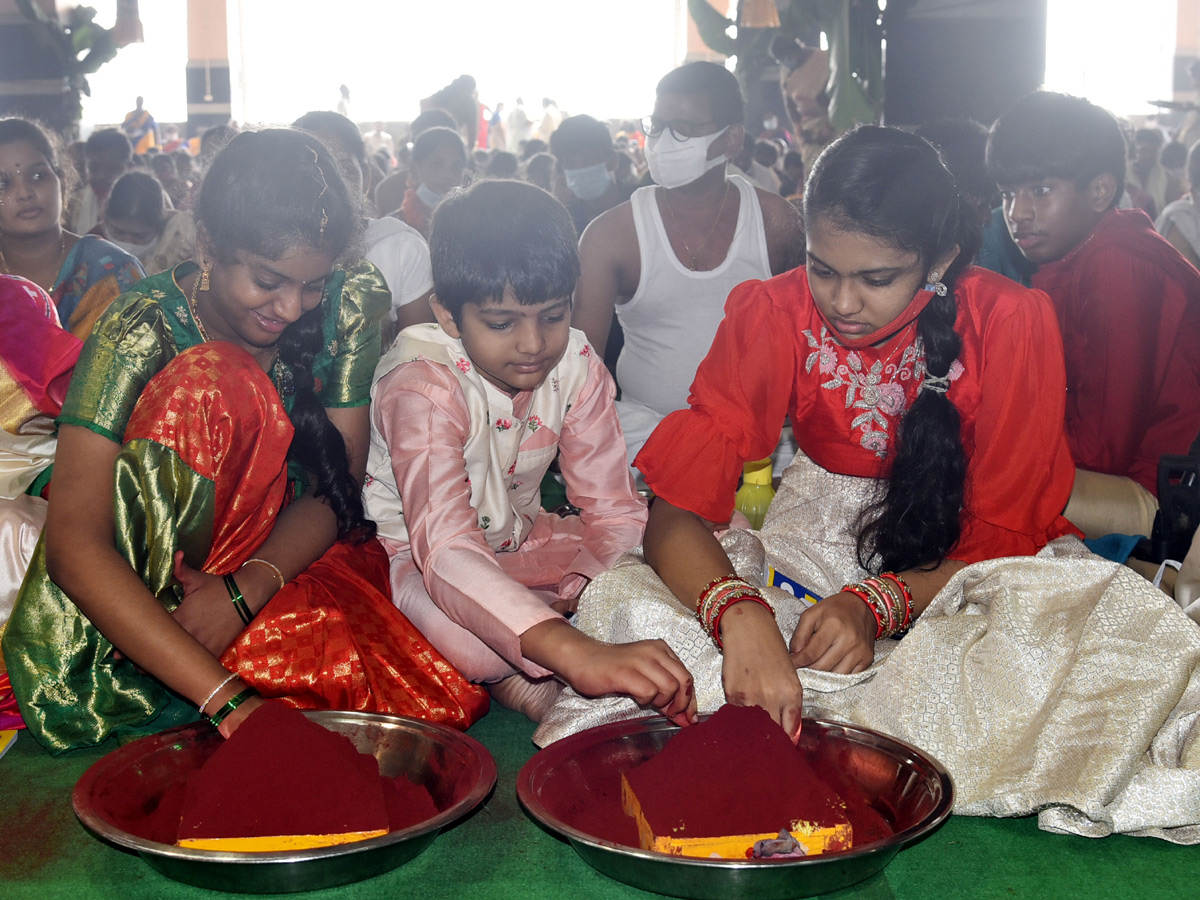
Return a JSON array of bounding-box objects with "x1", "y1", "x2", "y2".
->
[
  {"x1": 757, "y1": 188, "x2": 806, "y2": 275},
  {"x1": 44, "y1": 425, "x2": 260, "y2": 732},
  {"x1": 643, "y1": 497, "x2": 804, "y2": 739},
  {"x1": 573, "y1": 204, "x2": 638, "y2": 362},
  {"x1": 519, "y1": 617, "x2": 696, "y2": 727}
]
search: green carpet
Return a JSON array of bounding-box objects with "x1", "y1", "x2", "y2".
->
[{"x1": 1, "y1": 706, "x2": 1195, "y2": 900}]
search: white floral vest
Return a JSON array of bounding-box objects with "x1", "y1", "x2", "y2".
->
[{"x1": 364, "y1": 324, "x2": 593, "y2": 552}]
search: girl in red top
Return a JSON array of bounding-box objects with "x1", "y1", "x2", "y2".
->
[{"x1": 636, "y1": 126, "x2": 1078, "y2": 739}]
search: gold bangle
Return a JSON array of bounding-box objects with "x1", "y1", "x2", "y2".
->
[{"x1": 241, "y1": 557, "x2": 286, "y2": 593}]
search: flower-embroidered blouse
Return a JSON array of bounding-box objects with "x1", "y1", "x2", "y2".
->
[{"x1": 636, "y1": 265, "x2": 1078, "y2": 563}]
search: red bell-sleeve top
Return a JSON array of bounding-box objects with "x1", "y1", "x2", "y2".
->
[{"x1": 636, "y1": 265, "x2": 1079, "y2": 564}]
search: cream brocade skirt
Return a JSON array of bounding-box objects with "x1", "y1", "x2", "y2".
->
[{"x1": 535, "y1": 453, "x2": 1200, "y2": 844}]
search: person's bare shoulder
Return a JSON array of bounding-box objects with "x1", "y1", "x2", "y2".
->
[
  {"x1": 580, "y1": 199, "x2": 638, "y2": 262},
  {"x1": 755, "y1": 187, "x2": 805, "y2": 275}
]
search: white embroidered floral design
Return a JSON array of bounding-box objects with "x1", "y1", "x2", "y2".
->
[{"x1": 803, "y1": 326, "x2": 960, "y2": 458}]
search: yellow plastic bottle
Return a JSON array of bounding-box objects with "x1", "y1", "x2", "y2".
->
[{"x1": 734, "y1": 458, "x2": 775, "y2": 530}]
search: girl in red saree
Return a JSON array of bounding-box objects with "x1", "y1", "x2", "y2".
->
[{"x1": 3, "y1": 129, "x2": 486, "y2": 753}]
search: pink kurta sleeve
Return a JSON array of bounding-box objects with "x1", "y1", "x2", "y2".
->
[
  {"x1": 555, "y1": 352, "x2": 649, "y2": 596},
  {"x1": 372, "y1": 361, "x2": 560, "y2": 677}
]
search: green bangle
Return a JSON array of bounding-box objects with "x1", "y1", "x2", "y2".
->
[
  {"x1": 208, "y1": 686, "x2": 258, "y2": 729},
  {"x1": 224, "y1": 573, "x2": 253, "y2": 625}
]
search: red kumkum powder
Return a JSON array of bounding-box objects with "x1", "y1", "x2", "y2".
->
[
  {"x1": 177, "y1": 702, "x2": 436, "y2": 841},
  {"x1": 623, "y1": 704, "x2": 890, "y2": 842}
]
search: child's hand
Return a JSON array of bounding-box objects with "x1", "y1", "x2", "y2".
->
[
  {"x1": 788, "y1": 592, "x2": 876, "y2": 674},
  {"x1": 717, "y1": 600, "x2": 804, "y2": 742},
  {"x1": 567, "y1": 638, "x2": 698, "y2": 727},
  {"x1": 521, "y1": 620, "x2": 697, "y2": 726}
]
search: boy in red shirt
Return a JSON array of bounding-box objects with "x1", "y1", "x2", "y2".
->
[{"x1": 987, "y1": 91, "x2": 1200, "y2": 538}]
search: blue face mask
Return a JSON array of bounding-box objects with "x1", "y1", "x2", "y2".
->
[
  {"x1": 417, "y1": 182, "x2": 445, "y2": 210},
  {"x1": 564, "y1": 162, "x2": 614, "y2": 201}
]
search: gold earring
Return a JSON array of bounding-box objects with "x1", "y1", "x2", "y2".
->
[{"x1": 199, "y1": 262, "x2": 211, "y2": 291}]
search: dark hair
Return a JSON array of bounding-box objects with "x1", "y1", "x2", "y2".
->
[
  {"x1": 292, "y1": 110, "x2": 370, "y2": 203},
  {"x1": 411, "y1": 126, "x2": 466, "y2": 165},
  {"x1": 196, "y1": 128, "x2": 371, "y2": 541},
  {"x1": 200, "y1": 124, "x2": 237, "y2": 161},
  {"x1": 549, "y1": 115, "x2": 612, "y2": 159},
  {"x1": 484, "y1": 151, "x2": 520, "y2": 179},
  {"x1": 520, "y1": 138, "x2": 548, "y2": 160},
  {"x1": 430, "y1": 179, "x2": 579, "y2": 322},
  {"x1": 1162, "y1": 140, "x2": 1188, "y2": 171},
  {"x1": 106, "y1": 171, "x2": 168, "y2": 227},
  {"x1": 656, "y1": 61, "x2": 744, "y2": 129},
  {"x1": 913, "y1": 118, "x2": 994, "y2": 206},
  {"x1": 150, "y1": 153, "x2": 177, "y2": 179},
  {"x1": 783, "y1": 150, "x2": 805, "y2": 170},
  {"x1": 986, "y1": 91, "x2": 1126, "y2": 208},
  {"x1": 1134, "y1": 127, "x2": 1165, "y2": 150},
  {"x1": 753, "y1": 140, "x2": 779, "y2": 167},
  {"x1": 293, "y1": 110, "x2": 369, "y2": 173},
  {"x1": 410, "y1": 108, "x2": 458, "y2": 139},
  {"x1": 85, "y1": 128, "x2": 133, "y2": 160},
  {"x1": 524, "y1": 152, "x2": 556, "y2": 191},
  {"x1": 804, "y1": 125, "x2": 982, "y2": 574},
  {"x1": 0, "y1": 117, "x2": 76, "y2": 198},
  {"x1": 196, "y1": 128, "x2": 360, "y2": 263}
]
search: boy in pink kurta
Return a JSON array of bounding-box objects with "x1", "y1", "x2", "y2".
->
[{"x1": 363, "y1": 180, "x2": 695, "y2": 724}]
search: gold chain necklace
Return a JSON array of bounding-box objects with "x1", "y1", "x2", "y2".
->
[
  {"x1": 0, "y1": 231, "x2": 68, "y2": 284},
  {"x1": 186, "y1": 267, "x2": 212, "y2": 342},
  {"x1": 659, "y1": 182, "x2": 732, "y2": 271}
]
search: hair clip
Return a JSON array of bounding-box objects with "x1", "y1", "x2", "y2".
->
[
  {"x1": 921, "y1": 372, "x2": 952, "y2": 394},
  {"x1": 308, "y1": 146, "x2": 330, "y2": 235}
]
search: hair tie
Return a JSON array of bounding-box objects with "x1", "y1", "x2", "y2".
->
[{"x1": 921, "y1": 373, "x2": 952, "y2": 395}]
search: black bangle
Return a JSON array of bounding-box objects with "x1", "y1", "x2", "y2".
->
[
  {"x1": 224, "y1": 573, "x2": 253, "y2": 625},
  {"x1": 208, "y1": 686, "x2": 258, "y2": 729}
]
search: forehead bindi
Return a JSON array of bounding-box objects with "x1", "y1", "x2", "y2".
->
[{"x1": 0, "y1": 141, "x2": 51, "y2": 174}]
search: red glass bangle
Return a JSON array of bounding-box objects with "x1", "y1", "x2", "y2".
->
[{"x1": 843, "y1": 583, "x2": 885, "y2": 640}]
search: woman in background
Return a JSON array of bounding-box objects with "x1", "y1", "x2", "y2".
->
[
  {"x1": 98, "y1": 170, "x2": 194, "y2": 276},
  {"x1": 0, "y1": 118, "x2": 144, "y2": 337}
]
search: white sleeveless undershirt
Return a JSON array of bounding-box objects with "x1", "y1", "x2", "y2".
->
[{"x1": 615, "y1": 173, "x2": 772, "y2": 417}]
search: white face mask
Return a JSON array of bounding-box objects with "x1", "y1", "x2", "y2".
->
[
  {"x1": 110, "y1": 237, "x2": 156, "y2": 259},
  {"x1": 645, "y1": 127, "x2": 728, "y2": 189},
  {"x1": 416, "y1": 182, "x2": 445, "y2": 210}
]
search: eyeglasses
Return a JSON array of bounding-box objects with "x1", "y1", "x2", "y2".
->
[{"x1": 641, "y1": 115, "x2": 720, "y2": 141}]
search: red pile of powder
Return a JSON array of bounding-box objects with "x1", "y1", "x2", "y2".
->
[
  {"x1": 176, "y1": 702, "x2": 436, "y2": 842},
  {"x1": 623, "y1": 705, "x2": 863, "y2": 840}
]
